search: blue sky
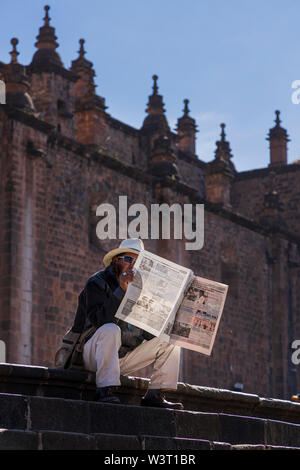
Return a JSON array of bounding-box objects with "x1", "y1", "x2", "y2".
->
[{"x1": 1, "y1": 0, "x2": 300, "y2": 171}]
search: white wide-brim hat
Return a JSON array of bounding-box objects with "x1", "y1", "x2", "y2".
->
[{"x1": 103, "y1": 238, "x2": 144, "y2": 267}]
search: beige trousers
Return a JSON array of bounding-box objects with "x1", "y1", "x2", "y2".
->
[{"x1": 83, "y1": 323, "x2": 181, "y2": 390}]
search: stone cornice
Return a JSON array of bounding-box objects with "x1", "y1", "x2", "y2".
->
[
  {"x1": 106, "y1": 115, "x2": 140, "y2": 137},
  {"x1": 234, "y1": 163, "x2": 300, "y2": 181},
  {"x1": 2, "y1": 105, "x2": 54, "y2": 133}
]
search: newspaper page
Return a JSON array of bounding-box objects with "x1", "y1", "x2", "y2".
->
[
  {"x1": 169, "y1": 276, "x2": 228, "y2": 355},
  {"x1": 115, "y1": 249, "x2": 193, "y2": 337}
]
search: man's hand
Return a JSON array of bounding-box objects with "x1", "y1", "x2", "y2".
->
[{"x1": 119, "y1": 269, "x2": 135, "y2": 292}]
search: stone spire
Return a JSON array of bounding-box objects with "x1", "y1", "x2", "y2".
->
[
  {"x1": 1, "y1": 38, "x2": 35, "y2": 112},
  {"x1": 70, "y1": 39, "x2": 106, "y2": 111},
  {"x1": 266, "y1": 110, "x2": 289, "y2": 167},
  {"x1": 71, "y1": 39, "x2": 96, "y2": 94},
  {"x1": 146, "y1": 75, "x2": 165, "y2": 114},
  {"x1": 215, "y1": 123, "x2": 233, "y2": 161},
  {"x1": 176, "y1": 99, "x2": 198, "y2": 155},
  {"x1": 140, "y1": 75, "x2": 178, "y2": 178},
  {"x1": 205, "y1": 123, "x2": 236, "y2": 206},
  {"x1": 206, "y1": 123, "x2": 236, "y2": 176},
  {"x1": 141, "y1": 75, "x2": 170, "y2": 133},
  {"x1": 30, "y1": 5, "x2": 63, "y2": 68}
]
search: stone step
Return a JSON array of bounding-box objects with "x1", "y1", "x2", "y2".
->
[
  {"x1": 0, "y1": 428, "x2": 224, "y2": 451},
  {"x1": 0, "y1": 428, "x2": 299, "y2": 451},
  {"x1": 1, "y1": 392, "x2": 300, "y2": 447}
]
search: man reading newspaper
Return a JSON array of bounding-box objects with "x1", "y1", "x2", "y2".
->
[{"x1": 59, "y1": 238, "x2": 183, "y2": 409}]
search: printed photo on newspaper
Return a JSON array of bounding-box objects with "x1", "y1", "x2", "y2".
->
[
  {"x1": 115, "y1": 249, "x2": 228, "y2": 355},
  {"x1": 167, "y1": 276, "x2": 228, "y2": 355}
]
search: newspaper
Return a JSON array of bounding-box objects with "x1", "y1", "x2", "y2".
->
[
  {"x1": 115, "y1": 250, "x2": 193, "y2": 337},
  {"x1": 115, "y1": 249, "x2": 228, "y2": 355},
  {"x1": 168, "y1": 275, "x2": 228, "y2": 355}
]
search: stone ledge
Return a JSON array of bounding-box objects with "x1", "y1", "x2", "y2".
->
[{"x1": 0, "y1": 363, "x2": 300, "y2": 425}]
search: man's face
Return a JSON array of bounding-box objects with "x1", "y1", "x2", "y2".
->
[{"x1": 112, "y1": 252, "x2": 138, "y2": 275}]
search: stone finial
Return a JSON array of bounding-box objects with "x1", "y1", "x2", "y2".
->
[
  {"x1": 145, "y1": 74, "x2": 165, "y2": 115},
  {"x1": 220, "y1": 123, "x2": 226, "y2": 142},
  {"x1": 152, "y1": 74, "x2": 158, "y2": 95},
  {"x1": 10, "y1": 38, "x2": 19, "y2": 64},
  {"x1": 205, "y1": 122, "x2": 236, "y2": 206},
  {"x1": 78, "y1": 39, "x2": 86, "y2": 58},
  {"x1": 267, "y1": 110, "x2": 289, "y2": 167},
  {"x1": 141, "y1": 74, "x2": 169, "y2": 133},
  {"x1": 30, "y1": 4, "x2": 62, "y2": 68},
  {"x1": 176, "y1": 99, "x2": 198, "y2": 155},
  {"x1": 215, "y1": 123, "x2": 233, "y2": 161},
  {"x1": 183, "y1": 99, "x2": 190, "y2": 116},
  {"x1": 34, "y1": 4, "x2": 59, "y2": 49},
  {"x1": 1, "y1": 38, "x2": 35, "y2": 112},
  {"x1": 267, "y1": 110, "x2": 289, "y2": 141},
  {"x1": 70, "y1": 39, "x2": 107, "y2": 112},
  {"x1": 43, "y1": 5, "x2": 51, "y2": 26},
  {"x1": 71, "y1": 38, "x2": 96, "y2": 89},
  {"x1": 72, "y1": 39, "x2": 91, "y2": 68}
]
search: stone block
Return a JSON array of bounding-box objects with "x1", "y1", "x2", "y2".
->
[
  {"x1": 0, "y1": 393, "x2": 27, "y2": 430},
  {"x1": 88, "y1": 402, "x2": 176, "y2": 437},
  {"x1": 93, "y1": 432, "x2": 141, "y2": 450},
  {"x1": 141, "y1": 435, "x2": 177, "y2": 450},
  {"x1": 174, "y1": 410, "x2": 220, "y2": 441},
  {"x1": 139, "y1": 406, "x2": 177, "y2": 437},
  {"x1": 175, "y1": 437, "x2": 211, "y2": 450},
  {"x1": 265, "y1": 419, "x2": 300, "y2": 447},
  {"x1": 218, "y1": 413, "x2": 265, "y2": 445},
  {"x1": 40, "y1": 430, "x2": 96, "y2": 450},
  {"x1": 0, "y1": 429, "x2": 38, "y2": 450},
  {"x1": 27, "y1": 395, "x2": 90, "y2": 433}
]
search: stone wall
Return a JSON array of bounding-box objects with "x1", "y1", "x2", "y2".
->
[{"x1": 1, "y1": 103, "x2": 300, "y2": 399}]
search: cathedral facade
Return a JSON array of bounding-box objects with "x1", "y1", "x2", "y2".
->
[{"x1": 1, "y1": 6, "x2": 300, "y2": 399}]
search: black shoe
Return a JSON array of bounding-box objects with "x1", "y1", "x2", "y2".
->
[
  {"x1": 140, "y1": 389, "x2": 184, "y2": 410},
  {"x1": 95, "y1": 387, "x2": 121, "y2": 404}
]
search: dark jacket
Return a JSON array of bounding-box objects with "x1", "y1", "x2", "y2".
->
[{"x1": 71, "y1": 264, "x2": 154, "y2": 357}]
